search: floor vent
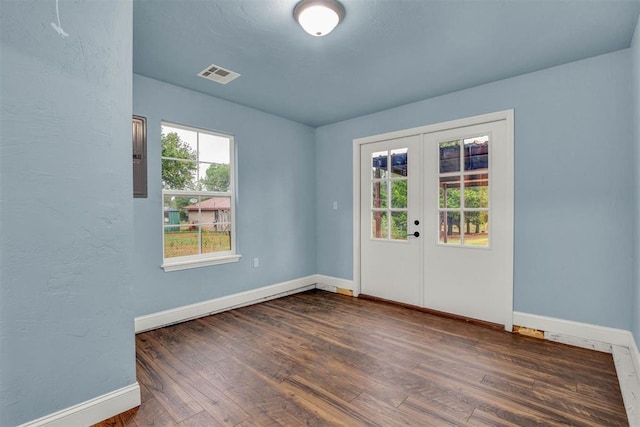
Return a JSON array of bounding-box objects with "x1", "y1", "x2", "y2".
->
[{"x1": 197, "y1": 64, "x2": 240, "y2": 85}]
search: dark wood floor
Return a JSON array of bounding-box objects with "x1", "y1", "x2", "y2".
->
[{"x1": 95, "y1": 290, "x2": 628, "y2": 426}]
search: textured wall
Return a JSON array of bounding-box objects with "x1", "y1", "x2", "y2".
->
[
  {"x1": 316, "y1": 50, "x2": 634, "y2": 330},
  {"x1": 0, "y1": 1, "x2": 135, "y2": 425},
  {"x1": 132, "y1": 75, "x2": 317, "y2": 317}
]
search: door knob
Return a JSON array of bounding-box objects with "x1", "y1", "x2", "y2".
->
[{"x1": 407, "y1": 231, "x2": 420, "y2": 238}]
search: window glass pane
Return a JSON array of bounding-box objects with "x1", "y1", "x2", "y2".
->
[
  {"x1": 391, "y1": 180, "x2": 407, "y2": 208},
  {"x1": 464, "y1": 135, "x2": 489, "y2": 171},
  {"x1": 202, "y1": 229, "x2": 232, "y2": 253},
  {"x1": 372, "y1": 211, "x2": 388, "y2": 239},
  {"x1": 439, "y1": 211, "x2": 460, "y2": 245},
  {"x1": 372, "y1": 181, "x2": 388, "y2": 208},
  {"x1": 199, "y1": 162, "x2": 231, "y2": 192},
  {"x1": 162, "y1": 158, "x2": 197, "y2": 190},
  {"x1": 464, "y1": 174, "x2": 489, "y2": 208},
  {"x1": 161, "y1": 126, "x2": 198, "y2": 190},
  {"x1": 182, "y1": 196, "x2": 203, "y2": 227},
  {"x1": 372, "y1": 151, "x2": 388, "y2": 179},
  {"x1": 439, "y1": 177, "x2": 460, "y2": 209},
  {"x1": 164, "y1": 228, "x2": 200, "y2": 258},
  {"x1": 390, "y1": 211, "x2": 407, "y2": 240},
  {"x1": 164, "y1": 194, "x2": 200, "y2": 259},
  {"x1": 463, "y1": 211, "x2": 489, "y2": 246},
  {"x1": 390, "y1": 148, "x2": 408, "y2": 178},
  {"x1": 439, "y1": 140, "x2": 460, "y2": 173},
  {"x1": 199, "y1": 133, "x2": 230, "y2": 164}
]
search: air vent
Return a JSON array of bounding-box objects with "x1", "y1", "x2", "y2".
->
[{"x1": 197, "y1": 64, "x2": 240, "y2": 85}]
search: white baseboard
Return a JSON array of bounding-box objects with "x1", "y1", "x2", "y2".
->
[
  {"x1": 613, "y1": 344, "x2": 640, "y2": 426},
  {"x1": 315, "y1": 274, "x2": 355, "y2": 293},
  {"x1": 629, "y1": 333, "x2": 640, "y2": 388},
  {"x1": 135, "y1": 275, "x2": 318, "y2": 333},
  {"x1": 513, "y1": 311, "x2": 630, "y2": 351},
  {"x1": 20, "y1": 383, "x2": 140, "y2": 427},
  {"x1": 514, "y1": 311, "x2": 640, "y2": 426}
]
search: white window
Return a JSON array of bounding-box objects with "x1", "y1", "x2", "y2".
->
[{"x1": 161, "y1": 122, "x2": 239, "y2": 271}]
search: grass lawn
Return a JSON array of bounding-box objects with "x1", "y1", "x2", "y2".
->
[
  {"x1": 164, "y1": 231, "x2": 231, "y2": 258},
  {"x1": 439, "y1": 233, "x2": 488, "y2": 246}
]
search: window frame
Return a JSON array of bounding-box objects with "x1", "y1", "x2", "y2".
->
[{"x1": 160, "y1": 122, "x2": 240, "y2": 272}]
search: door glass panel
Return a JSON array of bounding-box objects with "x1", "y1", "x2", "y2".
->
[
  {"x1": 372, "y1": 181, "x2": 388, "y2": 208},
  {"x1": 464, "y1": 136, "x2": 489, "y2": 171},
  {"x1": 463, "y1": 212, "x2": 489, "y2": 246},
  {"x1": 390, "y1": 148, "x2": 408, "y2": 177},
  {"x1": 391, "y1": 180, "x2": 407, "y2": 208},
  {"x1": 372, "y1": 211, "x2": 388, "y2": 239},
  {"x1": 438, "y1": 135, "x2": 490, "y2": 248},
  {"x1": 464, "y1": 174, "x2": 489, "y2": 208},
  {"x1": 439, "y1": 211, "x2": 460, "y2": 245},
  {"x1": 370, "y1": 147, "x2": 410, "y2": 242},
  {"x1": 372, "y1": 151, "x2": 388, "y2": 179},
  {"x1": 391, "y1": 211, "x2": 408, "y2": 240},
  {"x1": 439, "y1": 176, "x2": 460, "y2": 208},
  {"x1": 439, "y1": 140, "x2": 461, "y2": 173}
]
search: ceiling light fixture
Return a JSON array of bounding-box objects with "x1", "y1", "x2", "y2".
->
[{"x1": 294, "y1": 0, "x2": 345, "y2": 37}]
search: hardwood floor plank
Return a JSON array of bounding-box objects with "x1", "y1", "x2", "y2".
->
[
  {"x1": 178, "y1": 410, "x2": 224, "y2": 427},
  {"x1": 135, "y1": 347, "x2": 204, "y2": 423},
  {"x1": 140, "y1": 334, "x2": 251, "y2": 426},
  {"x1": 468, "y1": 407, "x2": 526, "y2": 427},
  {"x1": 95, "y1": 290, "x2": 628, "y2": 427}
]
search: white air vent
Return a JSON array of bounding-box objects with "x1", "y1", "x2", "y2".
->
[{"x1": 197, "y1": 64, "x2": 240, "y2": 85}]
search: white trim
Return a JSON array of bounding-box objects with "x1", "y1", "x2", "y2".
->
[
  {"x1": 503, "y1": 110, "x2": 515, "y2": 332},
  {"x1": 315, "y1": 274, "x2": 356, "y2": 293},
  {"x1": 512, "y1": 311, "x2": 630, "y2": 349},
  {"x1": 135, "y1": 275, "x2": 318, "y2": 333},
  {"x1": 352, "y1": 110, "x2": 514, "y2": 329},
  {"x1": 20, "y1": 383, "x2": 140, "y2": 427},
  {"x1": 354, "y1": 110, "x2": 514, "y2": 145},
  {"x1": 612, "y1": 344, "x2": 640, "y2": 426},
  {"x1": 161, "y1": 254, "x2": 241, "y2": 272},
  {"x1": 629, "y1": 332, "x2": 640, "y2": 387},
  {"x1": 513, "y1": 312, "x2": 640, "y2": 425},
  {"x1": 352, "y1": 139, "x2": 361, "y2": 297}
]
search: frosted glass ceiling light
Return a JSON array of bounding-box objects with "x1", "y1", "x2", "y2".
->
[{"x1": 294, "y1": 0, "x2": 345, "y2": 37}]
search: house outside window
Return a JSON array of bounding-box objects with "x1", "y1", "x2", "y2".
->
[{"x1": 161, "y1": 122, "x2": 239, "y2": 271}]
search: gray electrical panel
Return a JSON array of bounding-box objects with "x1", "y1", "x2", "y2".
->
[{"x1": 132, "y1": 115, "x2": 147, "y2": 198}]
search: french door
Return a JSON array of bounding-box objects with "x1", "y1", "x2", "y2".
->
[
  {"x1": 360, "y1": 136, "x2": 422, "y2": 306},
  {"x1": 358, "y1": 113, "x2": 513, "y2": 329}
]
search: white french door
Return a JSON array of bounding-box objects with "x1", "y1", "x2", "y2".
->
[
  {"x1": 360, "y1": 135, "x2": 422, "y2": 306},
  {"x1": 357, "y1": 112, "x2": 513, "y2": 329}
]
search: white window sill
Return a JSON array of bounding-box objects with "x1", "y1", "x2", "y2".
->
[{"x1": 162, "y1": 254, "x2": 242, "y2": 272}]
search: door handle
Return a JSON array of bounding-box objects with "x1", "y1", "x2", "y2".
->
[{"x1": 407, "y1": 231, "x2": 420, "y2": 238}]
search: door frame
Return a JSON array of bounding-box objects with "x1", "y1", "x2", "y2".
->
[{"x1": 353, "y1": 109, "x2": 514, "y2": 331}]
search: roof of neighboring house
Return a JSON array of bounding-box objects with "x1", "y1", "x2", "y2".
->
[{"x1": 183, "y1": 197, "x2": 231, "y2": 211}]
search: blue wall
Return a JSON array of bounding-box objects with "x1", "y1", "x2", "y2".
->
[
  {"x1": 316, "y1": 49, "x2": 634, "y2": 330},
  {"x1": 0, "y1": 4, "x2": 637, "y2": 424},
  {"x1": 132, "y1": 75, "x2": 317, "y2": 317},
  {"x1": 0, "y1": 1, "x2": 135, "y2": 425},
  {"x1": 632, "y1": 17, "x2": 640, "y2": 344}
]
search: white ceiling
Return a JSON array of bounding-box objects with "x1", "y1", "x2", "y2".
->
[{"x1": 133, "y1": 0, "x2": 640, "y2": 127}]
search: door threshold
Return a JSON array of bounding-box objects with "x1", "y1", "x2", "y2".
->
[{"x1": 357, "y1": 293, "x2": 504, "y2": 331}]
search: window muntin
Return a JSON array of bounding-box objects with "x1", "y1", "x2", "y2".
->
[
  {"x1": 438, "y1": 135, "x2": 490, "y2": 247},
  {"x1": 161, "y1": 123, "x2": 237, "y2": 270}
]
